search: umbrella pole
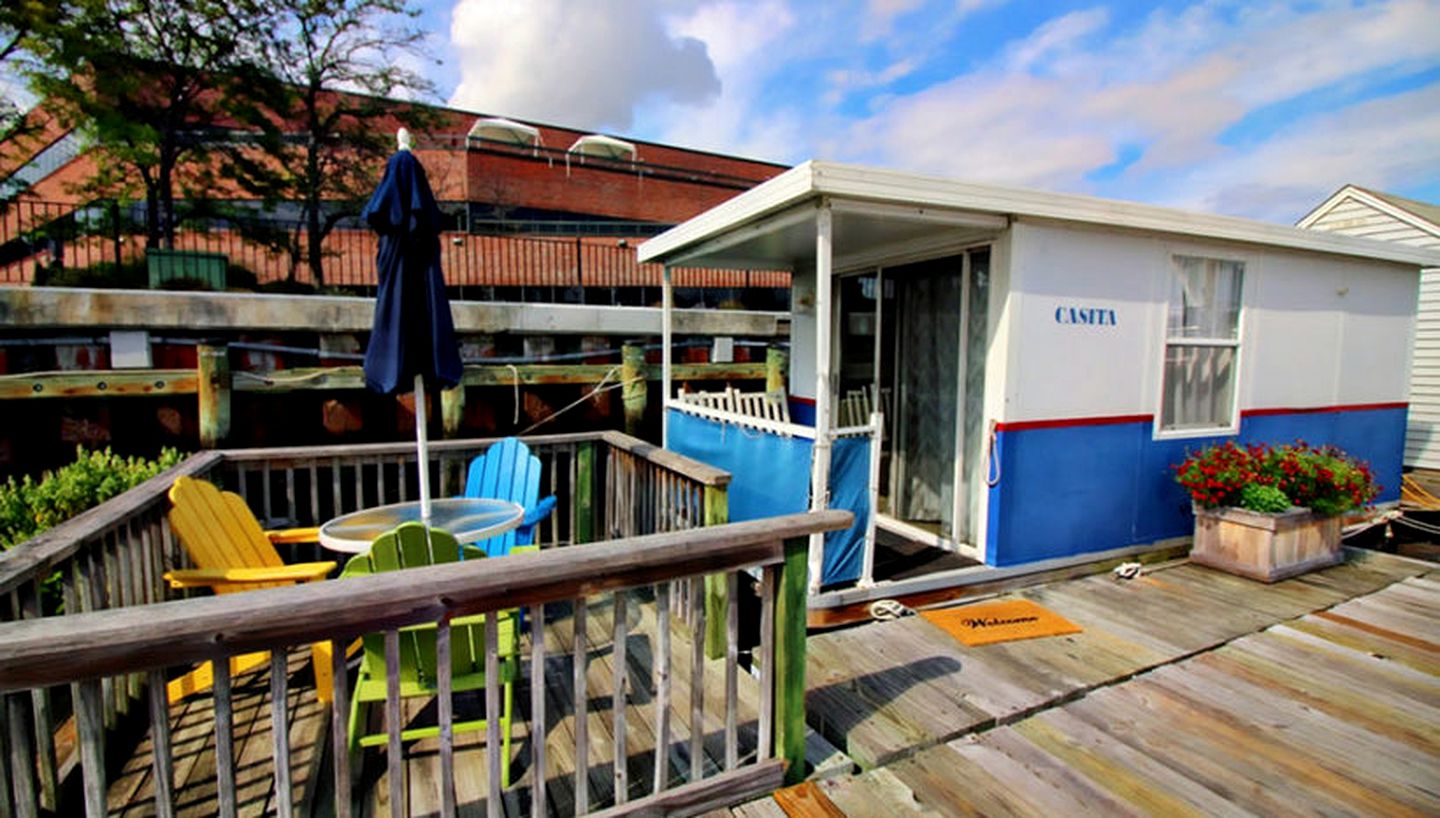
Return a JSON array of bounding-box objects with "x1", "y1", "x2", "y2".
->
[{"x1": 414, "y1": 373, "x2": 433, "y2": 524}]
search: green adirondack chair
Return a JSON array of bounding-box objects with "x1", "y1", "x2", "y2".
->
[{"x1": 341, "y1": 522, "x2": 518, "y2": 785}]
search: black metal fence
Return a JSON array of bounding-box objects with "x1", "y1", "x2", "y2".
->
[{"x1": 0, "y1": 198, "x2": 791, "y2": 309}]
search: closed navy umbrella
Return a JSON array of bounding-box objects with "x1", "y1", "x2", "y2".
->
[{"x1": 362, "y1": 129, "x2": 462, "y2": 521}]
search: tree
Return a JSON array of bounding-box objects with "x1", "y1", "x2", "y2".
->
[
  {"x1": 25, "y1": 0, "x2": 263, "y2": 248},
  {"x1": 0, "y1": 1, "x2": 67, "y2": 158},
  {"x1": 226, "y1": 0, "x2": 437, "y2": 285}
]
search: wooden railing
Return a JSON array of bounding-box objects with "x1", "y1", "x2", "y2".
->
[
  {"x1": 0, "y1": 511, "x2": 849, "y2": 817},
  {"x1": 0, "y1": 430, "x2": 741, "y2": 815}
]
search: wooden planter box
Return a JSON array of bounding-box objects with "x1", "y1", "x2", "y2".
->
[{"x1": 1190, "y1": 506, "x2": 1342, "y2": 582}]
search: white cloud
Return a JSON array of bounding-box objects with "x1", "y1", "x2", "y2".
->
[
  {"x1": 642, "y1": 0, "x2": 805, "y2": 161},
  {"x1": 1004, "y1": 7, "x2": 1108, "y2": 73},
  {"x1": 861, "y1": 0, "x2": 926, "y2": 41},
  {"x1": 447, "y1": 0, "x2": 720, "y2": 132},
  {"x1": 836, "y1": 0, "x2": 1440, "y2": 219},
  {"x1": 1145, "y1": 85, "x2": 1440, "y2": 220},
  {"x1": 438, "y1": 0, "x2": 1440, "y2": 220}
]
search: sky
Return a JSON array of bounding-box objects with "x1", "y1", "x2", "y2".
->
[{"x1": 410, "y1": 0, "x2": 1440, "y2": 225}]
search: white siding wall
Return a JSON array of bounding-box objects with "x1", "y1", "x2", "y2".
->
[
  {"x1": 1304, "y1": 195, "x2": 1440, "y2": 468},
  {"x1": 1003, "y1": 220, "x2": 1417, "y2": 427}
]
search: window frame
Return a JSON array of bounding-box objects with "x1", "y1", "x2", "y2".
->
[{"x1": 1154, "y1": 253, "x2": 1246, "y2": 439}]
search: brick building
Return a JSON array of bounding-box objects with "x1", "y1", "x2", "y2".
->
[{"x1": 0, "y1": 95, "x2": 790, "y2": 304}]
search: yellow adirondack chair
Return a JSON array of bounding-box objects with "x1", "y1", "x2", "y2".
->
[{"x1": 164, "y1": 475, "x2": 338, "y2": 703}]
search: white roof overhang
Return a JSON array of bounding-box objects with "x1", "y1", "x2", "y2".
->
[
  {"x1": 639, "y1": 161, "x2": 1440, "y2": 271},
  {"x1": 568, "y1": 134, "x2": 637, "y2": 161},
  {"x1": 467, "y1": 117, "x2": 541, "y2": 147}
]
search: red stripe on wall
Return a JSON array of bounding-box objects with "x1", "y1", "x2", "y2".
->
[
  {"x1": 1240, "y1": 402, "x2": 1408, "y2": 418},
  {"x1": 994, "y1": 414, "x2": 1153, "y2": 432},
  {"x1": 991, "y1": 402, "x2": 1408, "y2": 433}
]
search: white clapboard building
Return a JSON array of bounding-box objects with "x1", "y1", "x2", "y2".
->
[{"x1": 1299, "y1": 186, "x2": 1440, "y2": 470}]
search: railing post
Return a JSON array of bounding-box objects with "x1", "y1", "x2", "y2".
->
[
  {"x1": 766, "y1": 345, "x2": 787, "y2": 394},
  {"x1": 110, "y1": 199, "x2": 123, "y2": 270},
  {"x1": 197, "y1": 344, "x2": 231, "y2": 449},
  {"x1": 575, "y1": 441, "x2": 595, "y2": 544},
  {"x1": 774, "y1": 535, "x2": 808, "y2": 785},
  {"x1": 703, "y1": 485, "x2": 729, "y2": 659},
  {"x1": 621, "y1": 343, "x2": 647, "y2": 438}
]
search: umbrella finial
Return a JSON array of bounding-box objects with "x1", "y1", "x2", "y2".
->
[{"x1": 396, "y1": 127, "x2": 412, "y2": 152}]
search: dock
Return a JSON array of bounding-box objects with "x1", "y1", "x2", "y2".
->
[
  {"x1": 98, "y1": 548, "x2": 1439, "y2": 816},
  {"x1": 758, "y1": 549, "x2": 1440, "y2": 815}
]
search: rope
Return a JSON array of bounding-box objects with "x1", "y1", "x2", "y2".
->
[
  {"x1": 232, "y1": 370, "x2": 334, "y2": 386},
  {"x1": 1401, "y1": 474, "x2": 1440, "y2": 510},
  {"x1": 517, "y1": 365, "x2": 634, "y2": 436},
  {"x1": 867, "y1": 599, "x2": 914, "y2": 621},
  {"x1": 507, "y1": 364, "x2": 520, "y2": 425},
  {"x1": 985, "y1": 421, "x2": 1002, "y2": 487}
]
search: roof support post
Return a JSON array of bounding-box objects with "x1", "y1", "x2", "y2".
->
[
  {"x1": 808, "y1": 201, "x2": 834, "y2": 595},
  {"x1": 661, "y1": 264, "x2": 674, "y2": 446}
]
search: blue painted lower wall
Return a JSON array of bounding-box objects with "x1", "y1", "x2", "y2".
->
[{"x1": 984, "y1": 406, "x2": 1406, "y2": 567}]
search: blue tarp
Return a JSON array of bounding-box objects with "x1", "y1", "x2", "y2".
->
[
  {"x1": 667, "y1": 410, "x2": 810, "y2": 522},
  {"x1": 824, "y1": 435, "x2": 871, "y2": 585},
  {"x1": 666, "y1": 408, "x2": 871, "y2": 586}
]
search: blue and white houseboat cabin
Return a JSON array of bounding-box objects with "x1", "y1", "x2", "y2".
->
[{"x1": 639, "y1": 161, "x2": 1440, "y2": 611}]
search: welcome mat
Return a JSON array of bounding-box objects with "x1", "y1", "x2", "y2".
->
[{"x1": 920, "y1": 598, "x2": 1082, "y2": 647}]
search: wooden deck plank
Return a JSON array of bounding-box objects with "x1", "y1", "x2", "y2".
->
[
  {"x1": 1131, "y1": 671, "x2": 1433, "y2": 817},
  {"x1": 1148, "y1": 660, "x2": 1439, "y2": 809},
  {"x1": 1195, "y1": 648, "x2": 1440, "y2": 755},
  {"x1": 1132, "y1": 563, "x2": 1339, "y2": 619},
  {"x1": 1279, "y1": 614, "x2": 1440, "y2": 676},
  {"x1": 946, "y1": 730, "x2": 1142, "y2": 818},
  {"x1": 815, "y1": 768, "x2": 941, "y2": 817},
  {"x1": 1065, "y1": 683, "x2": 1349, "y2": 817},
  {"x1": 1008, "y1": 708, "x2": 1251, "y2": 818}
]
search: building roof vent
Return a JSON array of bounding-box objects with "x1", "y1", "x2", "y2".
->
[
  {"x1": 467, "y1": 118, "x2": 543, "y2": 153},
  {"x1": 567, "y1": 134, "x2": 637, "y2": 162}
]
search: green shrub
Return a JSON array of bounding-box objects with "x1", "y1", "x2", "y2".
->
[
  {"x1": 0, "y1": 446, "x2": 186, "y2": 550},
  {"x1": 1238, "y1": 483, "x2": 1291, "y2": 514},
  {"x1": 0, "y1": 446, "x2": 185, "y2": 615},
  {"x1": 34, "y1": 260, "x2": 148, "y2": 289}
]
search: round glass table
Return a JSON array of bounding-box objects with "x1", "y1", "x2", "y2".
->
[{"x1": 318, "y1": 497, "x2": 524, "y2": 554}]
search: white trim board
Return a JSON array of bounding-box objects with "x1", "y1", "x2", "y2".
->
[
  {"x1": 807, "y1": 538, "x2": 1188, "y2": 609},
  {"x1": 640, "y1": 161, "x2": 1440, "y2": 269}
]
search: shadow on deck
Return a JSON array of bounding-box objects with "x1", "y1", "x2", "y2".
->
[{"x1": 106, "y1": 589, "x2": 784, "y2": 817}]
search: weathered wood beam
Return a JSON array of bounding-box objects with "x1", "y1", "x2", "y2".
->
[
  {"x1": 0, "y1": 362, "x2": 769, "y2": 399},
  {"x1": 0, "y1": 370, "x2": 197, "y2": 399},
  {"x1": 0, "y1": 288, "x2": 787, "y2": 336}
]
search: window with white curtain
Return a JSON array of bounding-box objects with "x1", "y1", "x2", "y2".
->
[{"x1": 1161, "y1": 255, "x2": 1244, "y2": 432}]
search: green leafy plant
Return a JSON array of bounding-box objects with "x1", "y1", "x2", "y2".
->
[
  {"x1": 1238, "y1": 483, "x2": 1291, "y2": 514},
  {"x1": 1, "y1": 446, "x2": 186, "y2": 613},
  {"x1": 1173, "y1": 441, "x2": 1379, "y2": 517},
  {"x1": 0, "y1": 446, "x2": 185, "y2": 548}
]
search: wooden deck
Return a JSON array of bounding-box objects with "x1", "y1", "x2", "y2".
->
[
  {"x1": 105, "y1": 588, "x2": 845, "y2": 817},
  {"x1": 751, "y1": 549, "x2": 1439, "y2": 816},
  {"x1": 103, "y1": 549, "x2": 1438, "y2": 816}
]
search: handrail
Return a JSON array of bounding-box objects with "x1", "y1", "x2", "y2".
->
[
  {"x1": 0, "y1": 510, "x2": 851, "y2": 690},
  {"x1": 599, "y1": 430, "x2": 731, "y2": 486},
  {"x1": 0, "y1": 450, "x2": 223, "y2": 596},
  {"x1": 215, "y1": 431, "x2": 603, "y2": 463},
  {"x1": 0, "y1": 431, "x2": 727, "y2": 595}
]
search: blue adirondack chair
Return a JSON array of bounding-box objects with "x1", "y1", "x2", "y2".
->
[{"x1": 464, "y1": 437, "x2": 557, "y2": 557}]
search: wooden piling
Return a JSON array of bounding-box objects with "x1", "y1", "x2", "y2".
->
[
  {"x1": 197, "y1": 344, "x2": 230, "y2": 449},
  {"x1": 440, "y1": 385, "x2": 465, "y2": 438},
  {"x1": 621, "y1": 344, "x2": 647, "y2": 437},
  {"x1": 766, "y1": 346, "x2": 787, "y2": 394}
]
